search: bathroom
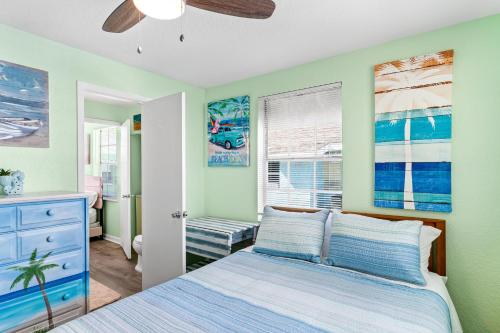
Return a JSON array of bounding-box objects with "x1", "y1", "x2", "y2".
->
[{"x1": 83, "y1": 96, "x2": 143, "y2": 310}]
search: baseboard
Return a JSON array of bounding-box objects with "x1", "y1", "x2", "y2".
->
[{"x1": 104, "y1": 234, "x2": 121, "y2": 245}]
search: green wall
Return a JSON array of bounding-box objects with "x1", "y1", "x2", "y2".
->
[
  {"x1": 0, "y1": 23, "x2": 206, "y2": 218},
  {"x1": 84, "y1": 100, "x2": 142, "y2": 239},
  {"x1": 204, "y1": 14, "x2": 500, "y2": 332},
  {"x1": 2, "y1": 13, "x2": 500, "y2": 332}
]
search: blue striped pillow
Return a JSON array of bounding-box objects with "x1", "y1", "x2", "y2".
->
[
  {"x1": 325, "y1": 212, "x2": 425, "y2": 285},
  {"x1": 253, "y1": 206, "x2": 329, "y2": 263}
]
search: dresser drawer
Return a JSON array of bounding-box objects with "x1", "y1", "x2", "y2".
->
[
  {"x1": 0, "y1": 206, "x2": 16, "y2": 233},
  {"x1": 0, "y1": 279, "x2": 85, "y2": 333},
  {"x1": 0, "y1": 233, "x2": 17, "y2": 266},
  {"x1": 18, "y1": 223, "x2": 83, "y2": 259},
  {"x1": 18, "y1": 200, "x2": 84, "y2": 230},
  {"x1": 0, "y1": 250, "x2": 84, "y2": 296}
]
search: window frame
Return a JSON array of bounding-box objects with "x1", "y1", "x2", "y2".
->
[
  {"x1": 99, "y1": 126, "x2": 119, "y2": 200},
  {"x1": 257, "y1": 82, "x2": 343, "y2": 214}
]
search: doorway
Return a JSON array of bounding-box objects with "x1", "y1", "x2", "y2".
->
[
  {"x1": 77, "y1": 83, "x2": 188, "y2": 309},
  {"x1": 78, "y1": 83, "x2": 147, "y2": 310}
]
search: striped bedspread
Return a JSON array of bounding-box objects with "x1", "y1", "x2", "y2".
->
[
  {"x1": 55, "y1": 250, "x2": 457, "y2": 333},
  {"x1": 186, "y1": 217, "x2": 259, "y2": 259}
]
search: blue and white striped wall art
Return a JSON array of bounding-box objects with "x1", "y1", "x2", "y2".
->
[{"x1": 374, "y1": 50, "x2": 453, "y2": 213}]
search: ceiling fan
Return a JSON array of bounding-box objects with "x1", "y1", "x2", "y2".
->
[{"x1": 103, "y1": 0, "x2": 277, "y2": 33}]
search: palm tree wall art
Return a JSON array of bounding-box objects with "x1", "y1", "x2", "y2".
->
[
  {"x1": 9, "y1": 249, "x2": 59, "y2": 330},
  {"x1": 374, "y1": 50, "x2": 453, "y2": 212}
]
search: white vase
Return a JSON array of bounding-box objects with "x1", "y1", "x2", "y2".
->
[{"x1": 0, "y1": 176, "x2": 12, "y2": 187}]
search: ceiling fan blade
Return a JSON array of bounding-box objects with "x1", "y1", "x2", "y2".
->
[
  {"x1": 186, "y1": 0, "x2": 276, "y2": 19},
  {"x1": 103, "y1": 0, "x2": 145, "y2": 33}
]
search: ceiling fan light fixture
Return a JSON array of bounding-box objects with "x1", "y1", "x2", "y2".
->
[{"x1": 133, "y1": 0, "x2": 186, "y2": 20}]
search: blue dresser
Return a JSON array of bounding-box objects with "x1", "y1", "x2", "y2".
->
[{"x1": 0, "y1": 192, "x2": 89, "y2": 333}]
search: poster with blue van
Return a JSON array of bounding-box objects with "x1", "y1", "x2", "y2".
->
[{"x1": 208, "y1": 95, "x2": 250, "y2": 167}]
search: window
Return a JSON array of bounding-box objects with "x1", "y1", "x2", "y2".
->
[
  {"x1": 258, "y1": 83, "x2": 342, "y2": 212},
  {"x1": 99, "y1": 127, "x2": 119, "y2": 199}
]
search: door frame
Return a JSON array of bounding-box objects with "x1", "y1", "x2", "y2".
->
[
  {"x1": 77, "y1": 82, "x2": 149, "y2": 257},
  {"x1": 76, "y1": 81, "x2": 150, "y2": 193}
]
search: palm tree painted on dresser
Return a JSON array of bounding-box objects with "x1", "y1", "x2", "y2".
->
[{"x1": 9, "y1": 249, "x2": 59, "y2": 330}]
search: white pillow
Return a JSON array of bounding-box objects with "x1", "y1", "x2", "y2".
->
[{"x1": 420, "y1": 225, "x2": 442, "y2": 279}]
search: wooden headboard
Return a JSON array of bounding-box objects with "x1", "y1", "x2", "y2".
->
[{"x1": 271, "y1": 206, "x2": 447, "y2": 276}]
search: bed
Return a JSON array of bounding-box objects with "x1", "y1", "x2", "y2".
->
[
  {"x1": 86, "y1": 176, "x2": 104, "y2": 238},
  {"x1": 54, "y1": 210, "x2": 461, "y2": 333}
]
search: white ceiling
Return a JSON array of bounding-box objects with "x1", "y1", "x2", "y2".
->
[{"x1": 1, "y1": 0, "x2": 499, "y2": 88}]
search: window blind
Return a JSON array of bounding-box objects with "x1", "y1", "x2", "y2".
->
[
  {"x1": 99, "y1": 127, "x2": 119, "y2": 199},
  {"x1": 258, "y1": 83, "x2": 342, "y2": 213}
]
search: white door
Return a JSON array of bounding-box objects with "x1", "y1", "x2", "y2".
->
[
  {"x1": 120, "y1": 119, "x2": 132, "y2": 259},
  {"x1": 142, "y1": 92, "x2": 186, "y2": 289}
]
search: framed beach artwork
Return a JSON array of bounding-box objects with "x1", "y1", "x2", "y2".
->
[
  {"x1": 0, "y1": 60, "x2": 49, "y2": 147},
  {"x1": 374, "y1": 50, "x2": 453, "y2": 213},
  {"x1": 208, "y1": 95, "x2": 250, "y2": 167}
]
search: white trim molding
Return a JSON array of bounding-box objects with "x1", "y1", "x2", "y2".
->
[
  {"x1": 84, "y1": 117, "x2": 121, "y2": 127},
  {"x1": 103, "y1": 234, "x2": 122, "y2": 245}
]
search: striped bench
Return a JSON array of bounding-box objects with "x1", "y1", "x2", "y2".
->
[{"x1": 186, "y1": 217, "x2": 259, "y2": 260}]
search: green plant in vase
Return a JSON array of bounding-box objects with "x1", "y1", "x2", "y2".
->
[
  {"x1": 9, "y1": 249, "x2": 59, "y2": 330},
  {"x1": 0, "y1": 168, "x2": 12, "y2": 176},
  {"x1": 0, "y1": 168, "x2": 13, "y2": 188}
]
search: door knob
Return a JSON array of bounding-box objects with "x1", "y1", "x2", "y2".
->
[{"x1": 122, "y1": 194, "x2": 132, "y2": 199}]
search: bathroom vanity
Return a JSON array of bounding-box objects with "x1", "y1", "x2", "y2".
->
[{"x1": 0, "y1": 192, "x2": 89, "y2": 332}]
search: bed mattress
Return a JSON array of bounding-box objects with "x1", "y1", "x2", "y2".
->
[
  {"x1": 53, "y1": 250, "x2": 461, "y2": 333},
  {"x1": 89, "y1": 208, "x2": 97, "y2": 224}
]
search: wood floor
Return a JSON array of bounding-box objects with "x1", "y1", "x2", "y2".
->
[{"x1": 90, "y1": 239, "x2": 142, "y2": 299}]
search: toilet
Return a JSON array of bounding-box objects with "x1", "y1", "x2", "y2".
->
[{"x1": 132, "y1": 235, "x2": 143, "y2": 273}]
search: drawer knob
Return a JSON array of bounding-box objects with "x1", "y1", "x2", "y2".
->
[
  {"x1": 47, "y1": 209, "x2": 55, "y2": 216},
  {"x1": 62, "y1": 263, "x2": 71, "y2": 270},
  {"x1": 62, "y1": 293, "x2": 71, "y2": 301},
  {"x1": 46, "y1": 235, "x2": 54, "y2": 243}
]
